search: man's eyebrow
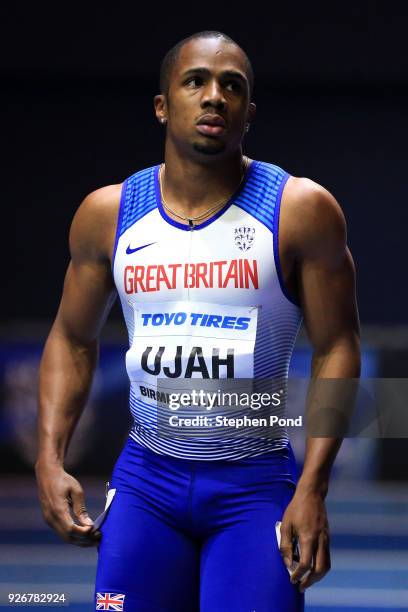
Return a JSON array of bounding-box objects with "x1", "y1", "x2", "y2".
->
[
  {"x1": 180, "y1": 67, "x2": 247, "y2": 83},
  {"x1": 181, "y1": 67, "x2": 211, "y2": 78},
  {"x1": 221, "y1": 70, "x2": 247, "y2": 83}
]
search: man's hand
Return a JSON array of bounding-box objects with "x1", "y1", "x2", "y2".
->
[
  {"x1": 279, "y1": 487, "x2": 331, "y2": 593},
  {"x1": 35, "y1": 461, "x2": 101, "y2": 547}
]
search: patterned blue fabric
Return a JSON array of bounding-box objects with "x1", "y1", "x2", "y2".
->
[
  {"x1": 234, "y1": 161, "x2": 288, "y2": 233},
  {"x1": 119, "y1": 166, "x2": 157, "y2": 236},
  {"x1": 117, "y1": 161, "x2": 288, "y2": 237}
]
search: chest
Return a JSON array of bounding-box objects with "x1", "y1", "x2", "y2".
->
[{"x1": 114, "y1": 205, "x2": 282, "y2": 308}]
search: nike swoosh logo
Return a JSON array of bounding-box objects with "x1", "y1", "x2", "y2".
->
[{"x1": 126, "y1": 242, "x2": 157, "y2": 255}]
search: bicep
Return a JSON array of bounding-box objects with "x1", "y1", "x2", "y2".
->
[
  {"x1": 55, "y1": 258, "x2": 116, "y2": 345},
  {"x1": 299, "y1": 245, "x2": 360, "y2": 354},
  {"x1": 53, "y1": 187, "x2": 119, "y2": 344},
  {"x1": 292, "y1": 184, "x2": 360, "y2": 356}
]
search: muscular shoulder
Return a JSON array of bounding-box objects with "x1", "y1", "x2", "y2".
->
[
  {"x1": 281, "y1": 176, "x2": 347, "y2": 263},
  {"x1": 69, "y1": 183, "x2": 122, "y2": 264}
]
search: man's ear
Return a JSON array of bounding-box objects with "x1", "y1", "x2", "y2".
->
[
  {"x1": 247, "y1": 101, "x2": 256, "y2": 125},
  {"x1": 154, "y1": 94, "x2": 168, "y2": 124}
]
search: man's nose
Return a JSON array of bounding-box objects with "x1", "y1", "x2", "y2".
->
[{"x1": 201, "y1": 80, "x2": 226, "y2": 109}]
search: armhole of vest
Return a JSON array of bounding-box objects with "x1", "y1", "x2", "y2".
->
[
  {"x1": 272, "y1": 172, "x2": 301, "y2": 308},
  {"x1": 111, "y1": 179, "x2": 128, "y2": 274}
]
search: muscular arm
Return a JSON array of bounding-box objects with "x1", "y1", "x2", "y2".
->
[
  {"x1": 279, "y1": 179, "x2": 361, "y2": 590},
  {"x1": 35, "y1": 184, "x2": 121, "y2": 545}
]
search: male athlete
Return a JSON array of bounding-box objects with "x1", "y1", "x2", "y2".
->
[{"x1": 36, "y1": 31, "x2": 361, "y2": 611}]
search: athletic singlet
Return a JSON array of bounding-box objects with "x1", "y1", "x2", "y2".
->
[{"x1": 112, "y1": 160, "x2": 303, "y2": 460}]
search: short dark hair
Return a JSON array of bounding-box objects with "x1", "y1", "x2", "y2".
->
[{"x1": 159, "y1": 31, "x2": 254, "y2": 98}]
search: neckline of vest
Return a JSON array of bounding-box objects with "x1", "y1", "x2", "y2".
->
[{"x1": 153, "y1": 160, "x2": 259, "y2": 231}]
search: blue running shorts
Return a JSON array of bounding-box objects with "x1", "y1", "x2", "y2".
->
[{"x1": 94, "y1": 436, "x2": 304, "y2": 612}]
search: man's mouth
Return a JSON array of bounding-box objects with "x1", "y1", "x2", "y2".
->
[{"x1": 196, "y1": 114, "x2": 226, "y2": 136}]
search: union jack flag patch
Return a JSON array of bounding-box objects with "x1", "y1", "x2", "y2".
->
[{"x1": 96, "y1": 592, "x2": 125, "y2": 611}]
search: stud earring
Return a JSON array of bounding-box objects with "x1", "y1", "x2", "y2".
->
[{"x1": 245, "y1": 123, "x2": 250, "y2": 132}]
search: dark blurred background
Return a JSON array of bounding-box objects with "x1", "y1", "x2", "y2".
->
[
  {"x1": 3, "y1": 3, "x2": 408, "y2": 324},
  {"x1": 1, "y1": 3, "x2": 408, "y2": 610}
]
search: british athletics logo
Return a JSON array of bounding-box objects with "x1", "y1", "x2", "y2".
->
[
  {"x1": 96, "y1": 592, "x2": 125, "y2": 610},
  {"x1": 234, "y1": 226, "x2": 255, "y2": 251}
]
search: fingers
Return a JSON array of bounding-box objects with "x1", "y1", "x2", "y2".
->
[
  {"x1": 70, "y1": 484, "x2": 94, "y2": 527},
  {"x1": 45, "y1": 499, "x2": 100, "y2": 547},
  {"x1": 279, "y1": 521, "x2": 294, "y2": 571},
  {"x1": 70, "y1": 530, "x2": 102, "y2": 547},
  {"x1": 65, "y1": 481, "x2": 101, "y2": 545},
  {"x1": 60, "y1": 516, "x2": 101, "y2": 547},
  {"x1": 290, "y1": 535, "x2": 315, "y2": 585},
  {"x1": 41, "y1": 492, "x2": 100, "y2": 547},
  {"x1": 36, "y1": 467, "x2": 102, "y2": 547},
  {"x1": 298, "y1": 530, "x2": 331, "y2": 593}
]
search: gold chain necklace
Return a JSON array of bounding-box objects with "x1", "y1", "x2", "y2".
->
[{"x1": 159, "y1": 156, "x2": 249, "y2": 227}]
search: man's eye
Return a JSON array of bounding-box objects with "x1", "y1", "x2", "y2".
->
[
  {"x1": 186, "y1": 77, "x2": 202, "y2": 87},
  {"x1": 225, "y1": 81, "x2": 241, "y2": 92}
]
